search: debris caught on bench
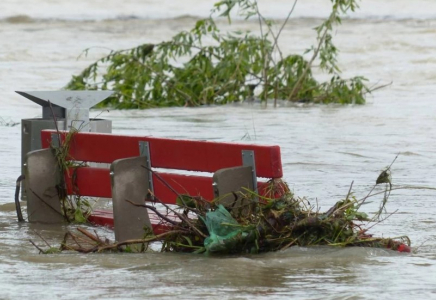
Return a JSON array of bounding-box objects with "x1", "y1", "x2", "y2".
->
[{"x1": 33, "y1": 176, "x2": 411, "y2": 255}]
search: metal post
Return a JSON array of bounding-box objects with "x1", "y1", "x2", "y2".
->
[
  {"x1": 50, "y1": 132, "x2": 60, "y2": 148},
  {"x1": 241, "y1": 150, "x2": 258, "y2": 194},
  {"x1": 139, "y1": 141, "x2": 154, "y2": 193}
]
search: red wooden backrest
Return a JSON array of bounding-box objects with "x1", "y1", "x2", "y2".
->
[{"x1": 41, "y1": 130, "x2": 283, "y2": 204}]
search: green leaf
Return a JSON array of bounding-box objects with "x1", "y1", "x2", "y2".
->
[
  {"x1": 376, "y1": 170, "x2": 391, "y2": 185},
  {"x1": 176, "y1": 194, "x2": 196, "y2": 208},
  {"x1": 182, "y1": 236, "x2": 193, "y2": 246},
  {"x1": 354, "y1": 211, "x2": 369, "y2": 221},
  {"x1": 74, "y1": 208, "x2": 87, "y2": 223}
]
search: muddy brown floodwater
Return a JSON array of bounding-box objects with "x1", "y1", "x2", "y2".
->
[{"x1": 1, "y1": 0, "x2": 436, "y2": 299}]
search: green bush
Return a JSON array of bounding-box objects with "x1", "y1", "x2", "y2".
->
[{"x1": 66, "y1": 0, "x2": 371, "y2": 108}]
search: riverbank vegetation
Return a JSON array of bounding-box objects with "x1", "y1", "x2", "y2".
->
[{"x1": 66, "y1": 0, "x2": 374, "y2": 108}]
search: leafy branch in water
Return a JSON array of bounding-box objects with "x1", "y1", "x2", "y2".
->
[{"x1": 66, "y1": 0, "x2": 373, "y2": 108}]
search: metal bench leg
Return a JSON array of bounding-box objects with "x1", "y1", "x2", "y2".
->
[
  {"x1": 110, "y1": 156, "x2": 152, "y2": 242},
  {"x1": 25, "y1": 149, "x2": 64, "y2": 223}
]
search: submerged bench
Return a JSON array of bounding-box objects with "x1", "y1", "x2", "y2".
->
[{"x1": 25, "y1": 129, "x2": 283, "y2": 242}]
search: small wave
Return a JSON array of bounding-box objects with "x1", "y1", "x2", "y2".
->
[
  {"x1": 0, "y1": 13, "x2": 201, "y2": 24},
  {"x1": 2, "y1": 13, "x2": 436, "y2": 24},
  {"x1": 3, "y1": 15, "x2": 35, "y2": 23},
  {"x1": 285, "y1": 162, "x2": 334, "y2": 167},
  {"x1": 338, "y1": 152, "x2": 369, "y2": 158},
  {"x1": 0, "y1": 202, "x2": 20, "y2": 212},
  {"x1": 400, "y1": 151, "x2": 422, "y2": 157}
]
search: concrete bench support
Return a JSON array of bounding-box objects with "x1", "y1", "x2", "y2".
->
[
  {"x1": 213, "y1": 166, "x2": 254, "y2": 210},
  {"x1": 111, "y1": 156, "x2": 152, "y2": 242},
  {"x1": 213, "y1": 150, "x2": 257, "y2": 214},
  {"x1": 25, "y1": 149, "x2": 64, "y2": 223}
]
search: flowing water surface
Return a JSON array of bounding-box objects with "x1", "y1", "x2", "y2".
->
[{"x1": 1, "y1": 1, "x2": 436, "y2": 299}]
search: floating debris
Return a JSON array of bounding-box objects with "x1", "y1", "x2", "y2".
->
[
  {"x1": 38, "y1": 178, "x2": 410, "y2": 255},
  {"x1": 0, "y1": 117, "x2": 19, "y2": 127}
]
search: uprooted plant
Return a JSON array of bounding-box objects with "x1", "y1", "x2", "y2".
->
[
  {"x1": 47, "y1": 124, "x2": 94, "y2": 224},
  {"x1": 66, "y1": 0, "x2": 377, "y2": 108},
  {"x1": 51, "y1": 129, "x2": 93, "y2": 223}
]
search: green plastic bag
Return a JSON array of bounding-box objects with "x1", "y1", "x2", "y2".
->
[{"x1": 201, "y1": 205, "x2": 247, "y2": 253}]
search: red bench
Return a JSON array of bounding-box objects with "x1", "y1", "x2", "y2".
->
[{"x1": 25, "y1": 129, "x2": 283, "y2": 242}]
